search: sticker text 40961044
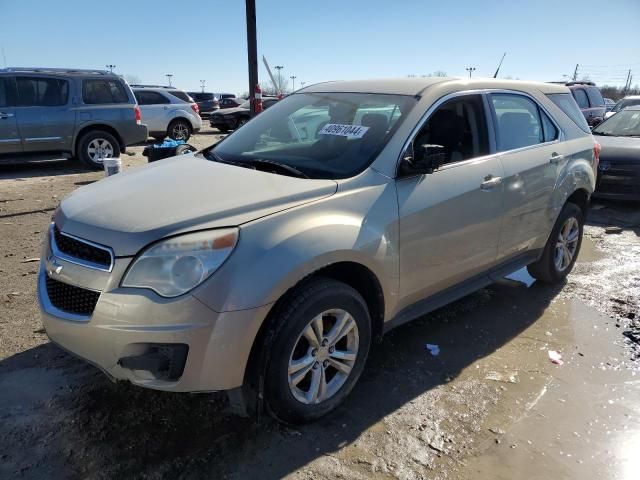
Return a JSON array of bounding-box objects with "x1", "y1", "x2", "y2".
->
[{"x1": 318, "y1": 123, "x2": 370, "y2": 139}]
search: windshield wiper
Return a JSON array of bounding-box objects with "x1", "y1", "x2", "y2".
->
[
  {"x1": 242, "y1": 158, "x2": 309, "y2": 179},
  {"x1": 204, "y1": 149, "x2": 245, "y2": 167}
]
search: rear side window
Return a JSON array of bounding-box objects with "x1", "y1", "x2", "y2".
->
[
  {"x1": 83, "y1": 79, "x2": 129, "y2": 104},
  {"x1": 491, "y1": 94, "x2": 543, "y2": 151},
  {"x1": 572, "y1": 88, "x2": 589, "y2": 109},
  {"x1": 134, "y1": 91, "x2": 170, "y2": 105},
  {"x1": 586, "y1": 87, "x2": 604, "y2": 107},
  {"x1": 167, "y1": 90, "x2": 192, "y2": 102},
  {"x1": 16, "y1": 77, "x2": 69, "y2": 106},
  {"x1": 547, "y1": 93, "x2": 591, "y2": 133}
]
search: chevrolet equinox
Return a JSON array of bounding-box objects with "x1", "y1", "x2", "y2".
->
[{"x1": 39, "y1": 78, "x2": 598, "y2": 423}]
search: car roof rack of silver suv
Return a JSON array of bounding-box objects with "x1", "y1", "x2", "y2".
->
[{"x1": 0, "y1": 67, "x2": 112, "y2": 75}]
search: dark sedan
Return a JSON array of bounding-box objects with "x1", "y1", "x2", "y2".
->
[
  {"x1": 592, "y1": 106, "x2": 640, "y2": 201},
  {"x1": 209, "y1": 98, "x2": 279, "y2": 133}
]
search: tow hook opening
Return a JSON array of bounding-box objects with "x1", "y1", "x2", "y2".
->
[{"x1": 118, "y1": 344, "x2": 189, "y2": 381}]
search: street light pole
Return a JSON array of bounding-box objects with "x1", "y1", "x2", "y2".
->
[
  {"x1": 274, "y1": 65, "x2": 284, "y2": 94},
  {"x1": 245, "y1": 0, "x2": 259, "y2": 116},
  {"x1": 200, "y1": 80, "x2": 206, "y2": 92},
  {"x1": 290, "y1": 75, "x2": 297, "y2": 92},
  {"x1": 166, "y1": 74, "x2": 173, "y2": 86},
  {"x1": 105, "y1": 64, "x2": 116, "y2": 73},
  {"x1": 465, "y1": 67, "x2": 476, "y2": 78}
]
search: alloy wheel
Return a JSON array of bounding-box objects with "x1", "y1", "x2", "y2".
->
[
  {"x1": 288, "y1": 309, "x2": 359, "y2": 405},
  {"x1": 554, "y1": 216, "x2": 579, "y2": 271},
  {"x1": 172, "y1": 123, "x2": 190, "y2": 140},
  {"x1": 87, "y1": 138, "x2": 114, "y2": 163}
]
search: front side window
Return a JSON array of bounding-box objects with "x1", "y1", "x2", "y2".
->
[
  {"x1": 572, "y1": 88, "x2": 589, "y2": 109},
  {"x1": 83, "y1": 79, "x2": 128, "y2": 104},
  {"x1": 411, "y1": 94, "x2": 489, "y2": 165},
  {"x1": 0, "y1": 77, "x2": 8, "y2": 107},
  {"x1": 210, "y1": 92, "x2": 416, "y2": 179},
  {"x1": 16, "y1": 76, "x2": 68, "y2": 106},
  {"x1": 491, "y1": 94, "x2": 544, "y2": 151}
]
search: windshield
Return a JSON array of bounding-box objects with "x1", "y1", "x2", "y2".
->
[
  {"x1": 612, "y1": 98, "x2": 640, "y2": 113},
  {"x1": 210, "y1": 92, "x2": 416, "y2": 179},
  {"x1": 593, "y1": 109, "x2": 640, "y2": 137}
]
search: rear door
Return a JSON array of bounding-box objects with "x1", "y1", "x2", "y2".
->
[
  {"x1": 0, "y1": 76, "x2": 21, "y2": 154},
  {"x1": 134, "y1": 91, "x2": 170, "y2": 133},
  {"x1": 14, "y1": 76, "x2": 75, "y2": 153},
  {"x1": 396, "y1": 93, "x2": 504, "y2": 308},
  {"x1": 489, "y1": 92, "x2": 565, "y2": 261}
]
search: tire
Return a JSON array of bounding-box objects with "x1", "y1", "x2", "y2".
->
[
  {"x1": 234, "y1": 118, "x2": 248, "y2": 130},
  {"x1": 216, "y1": 127, "x2": 229, "y2": 133},
  {"x1": 167, "y1": 119, "x2": 191, "y2": 141},
  {"x1": 264, "y1": 278, "x2": 371, "y2": 424},
  {"x1": 527, "y1": 202, "x2": 584, "y2": 283},
  {"x1": 77, "y1": 130, "x2": 119, "y2": 170},
  {"x1": 174, "y1": 144, "x2": 197, "y2": 155}
]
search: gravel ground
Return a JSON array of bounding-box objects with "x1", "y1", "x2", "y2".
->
[{"x1": 1, "y1": 133, "x2": 639, "y2": 479}]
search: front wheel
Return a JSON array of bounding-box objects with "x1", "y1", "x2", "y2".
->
[
  {"x1": 527, "y1": 203, "x2": 584, "y2": 283},
  {"x1": 264, "y1": 278, "x2": 371, "y2": 424}
]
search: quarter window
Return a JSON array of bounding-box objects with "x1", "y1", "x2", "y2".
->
[
  {"x1": 83, "y1": 79, "x2": 129, "y2": 104},
  {"x1": 16, "y1": 77, "x2": 69, "y2": 106},
  {"x1": 586, "y1": 87, "x2": 604, "y2": 107},
  {"x1": 541, "y1": 109, "x2": 558, "y2": 142},
  {"x1": 412, "y1": 94, "x2": 490, "y2": 165},
  {"x1": 491, "y1": 94, "x2": 545, "y2": 151},
  {"x1": 572, "y1": 88, "x2": 589, "y2": 109},
  {"x1": 167, "y1": 90, "x2": 191, "y2": 102}
]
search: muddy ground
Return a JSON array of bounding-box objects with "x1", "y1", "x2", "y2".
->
[{"x1": 1, "y1": 128, "x2": 639, "y2": 479}]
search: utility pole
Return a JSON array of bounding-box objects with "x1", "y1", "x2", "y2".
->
[
  {"x1": 274, "y1": 65, "x2": 284, "y2": 93},
  {"x1": 572, "y1": 64, "x2": 579, "y2": 82},
  {"x1": 105, "y1": 64, "x2": 116, "y2": 73},
  {"x1": 166, "y1": 74, "x2": 173, "y2": 86},
  {"x1": 245, "y1": 0, "x2": 258, "y2": 116},
  {"x1": 624, "y1": 69, "x2": 632, "y2": 94},
  {"x1": 465, "y1": 67, "x2": 476, "y2": 78},
  {"x1": 200, "y1": 79, "x2": 206, "y2": 92},
  {"x1": 290, "y1": 75, "x2": 297, "y2": 91}
]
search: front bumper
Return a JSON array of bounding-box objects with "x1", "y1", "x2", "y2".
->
[
  {"x1": 38, "y1": 229, "x2": 271, "y2": 392},
  {"x1": 209, "y1": 116, "x2": 235, "y2": 129},
  {"x1": 594, "y1": 163, "x2": 640, "y2": 201}
]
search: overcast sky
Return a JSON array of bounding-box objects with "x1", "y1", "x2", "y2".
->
[{"x1": 1, "y1": 0, "x2": 639, "y2": 95}]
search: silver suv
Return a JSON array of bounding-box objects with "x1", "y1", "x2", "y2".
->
[
  {"x1": 39, "y1": 78, "x2": 598, "y2": 423},
  {"x1": 0, "y1": 68, "x2": 147, "y2": 169}
]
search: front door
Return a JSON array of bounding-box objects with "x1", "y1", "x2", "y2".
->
[
  {"x1": 396, "y1": 93, "x2": 504, "y2": 309},
  {"x1": 0, "y1": 76, "x2": 21, "y2": 155},
  {"x1": 14, "y1": 76, "x2": 76, "y2": 153}
]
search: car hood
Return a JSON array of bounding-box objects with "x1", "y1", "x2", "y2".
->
[
  {"x1": 215, "y1": 107, "x2": 248, "y2": 115},
  {"x1": 596, "y1": 135, "x2": 640, "y2": 164},
  {"x1": 55, "y1": 155, "x2": 337, "y2": 256}
]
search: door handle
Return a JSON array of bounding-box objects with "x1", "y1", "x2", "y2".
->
[
  {"x1": 549, "y1": 153, "x2": 564, "y2": 164},
  {"x1": 0, "y1": 112, "x2": 14, "y2": 119},
  {"x1": 480, "y1": 175, "x2": 502, "y2": 191}
]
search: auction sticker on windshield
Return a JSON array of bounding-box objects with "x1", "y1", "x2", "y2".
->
[{"x1": 318, "y1": 123, "x2": 369, "y2": 139}]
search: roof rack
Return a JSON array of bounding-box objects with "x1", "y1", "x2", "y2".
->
[
  {"x1": 0, "y1": 67, "x2": 112, "y2": 75},
  {"x1": 565, "y1": 81, "x2": 596, "y2": 86},
  {"x1": 129, "y1": 84, "x2": 175, "y2": 89}
]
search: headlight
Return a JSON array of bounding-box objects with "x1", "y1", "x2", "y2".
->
[{"x1": 121, "y1": 228, "x2": 238, "y2": 297}]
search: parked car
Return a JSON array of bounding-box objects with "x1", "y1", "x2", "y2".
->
[
  {"x1": 132, "y1": 85, "x2": 201, "y2": 141},
  {"x1": 215, "y1": 92, "x2": 236, "y2": 100},
  {"x1": 565, "y1": 81, "x2": 606, "y2": 127},
  {"x1": 604, "y1": 97, "x2": 616, "y2": 112},
  {"x1": 188, "y1": 92, "x2": 219, "y2": 118},
  {"x1": 592, "y1": 106, "x2": 640, "y2": 201},
  {"x1": 209, "y1": 97, "x2": 278, "y2": 132},
  {"x1": 604, "y1": 95, "x2": 640, "y2": 119},
  {"x1": 219, "y1": 97, "x2": 244, "y2": 109},
  {"x1": 40, "y1": 78, "x2": 597, "y2": 424},
  {"x1": 0, "y1": 67, "x2": 147, "y2": 169}
]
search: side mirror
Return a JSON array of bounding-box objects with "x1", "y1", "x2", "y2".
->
[{"x1": 399, "y1": 144, "x2": 446, "y2": 176}]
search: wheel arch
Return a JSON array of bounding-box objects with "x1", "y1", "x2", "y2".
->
[
  {"x1": 73, "y1": 124, "x2": 125, "y2": 156},
  {"x1": 566, "y1": 188, "x2": 591, "y2": 216}
]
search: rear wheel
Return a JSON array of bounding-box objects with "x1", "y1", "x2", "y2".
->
[
  {"x1": 234, "y1": 118, "x2": 247, "y2": 130},
  {"x1": 77, "y1": 130, "x2": 119, "y2": 170},
  {"x1": 264, "y1": 278, "x2": 371, "y2": 424},
  {"x1": 167, "y1": 119, "x2": 191, "y2": 141},
  {"x1": 527, "y1": 203, "x2": 584, "y2": 283}
]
